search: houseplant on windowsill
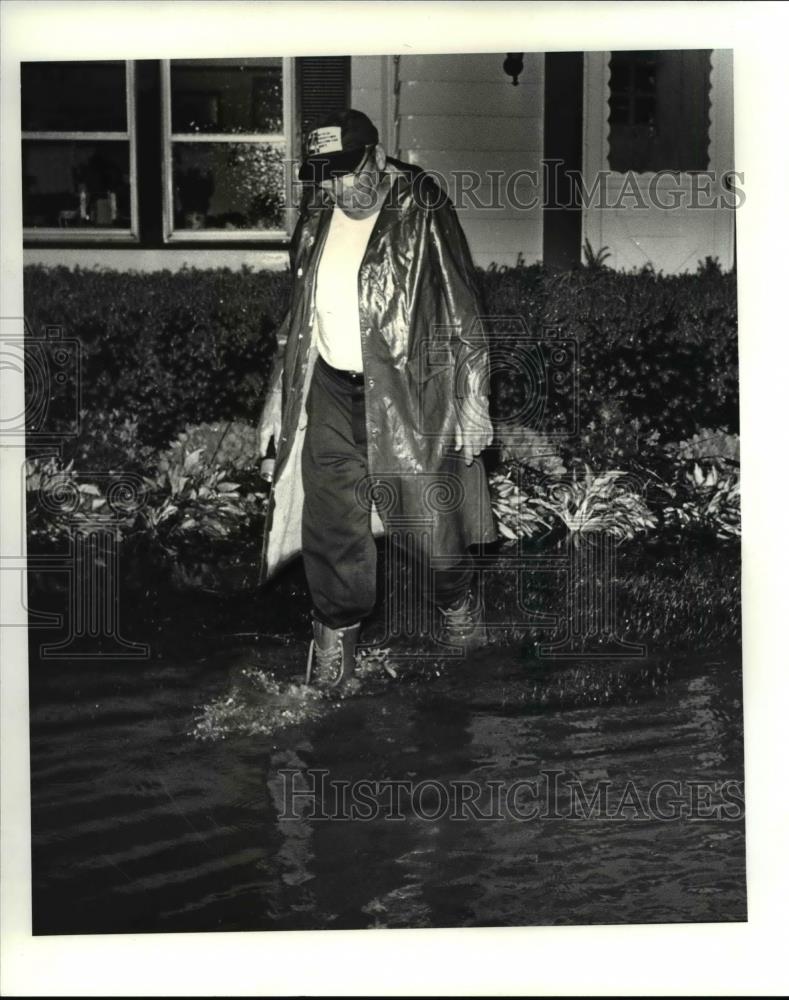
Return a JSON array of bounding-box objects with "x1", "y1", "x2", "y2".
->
[{"x1": 176, "y1": 166, "x2": 214, "y2": 230}]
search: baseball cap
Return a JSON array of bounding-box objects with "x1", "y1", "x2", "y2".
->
[{"x1": 298, "y1": 108, "x2": 379, "y2": 184}]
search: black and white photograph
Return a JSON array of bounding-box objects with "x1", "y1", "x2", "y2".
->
[{"x1": 1, "y1": 2, "x2": 787, "y2": 996}]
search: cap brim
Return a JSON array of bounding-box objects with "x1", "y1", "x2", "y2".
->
[{"x1": 298, "y1": 147, "x2": 368, "y2": 184}]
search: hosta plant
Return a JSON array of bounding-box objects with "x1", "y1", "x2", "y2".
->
[
  {"x1": 495, "y1": 426, "x2": 566, "y2": 474},
  {"x1": 532, "y1": 466, "x2": 657, "y2": 546},
  {"x1": 664, "y1": 428, "x2": 739, "y2": 468},
  {"x1": 488, "y1": 470, "x2": 554, "y2": 542},
  {"x1": 139, "y1": 445, "x2": 267, "y2": 553},
  {"x1": 662, "y1": 462, "x2": 740, "y2": 542},
  {"x1": 25, "y1": 446, "x2": 268, "y2": 562},
  {"x1": 158, "y1": 420, "x2": 260, "y2": 475},
  {"x1": 25, "y1": 455, "x2": 115, "y2": 545}
]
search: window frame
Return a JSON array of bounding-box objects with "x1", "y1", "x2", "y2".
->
[
  {"x1": 605, "y1": 49, "x2": 712, "y2": 176},
  {"x1": 160, "y1": 57, "x2": 297, "y2": 244},
  {"x1": 21, "y1": 61, "x2": 139, "y2": 243},
  {"x1": 581, "y1": 50, "x2": 735, "y2": 274}
]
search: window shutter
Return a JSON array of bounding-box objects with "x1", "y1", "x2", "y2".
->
[
  {"x1": 607, "y1": 50, "x2": 712, "y2": 173},
  {"x1": 297, "y1": 56, "x2": 351, "y2": 151}
]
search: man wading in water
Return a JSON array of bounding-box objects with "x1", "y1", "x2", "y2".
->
[{"x1": 258, "y1": 109, "x2": 497, "y2": 688}]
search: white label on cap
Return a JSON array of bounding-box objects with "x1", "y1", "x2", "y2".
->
[{"x1": 306, "y1": 126, "x2": 343, "y2": 156}]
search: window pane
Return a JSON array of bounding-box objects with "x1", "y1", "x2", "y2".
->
[
  {"x1": 608, "y1": 61, "x2": 630, "y2": 93},
  {"x1": 634, "y1": 96, "x2": 656, "y2": 125},
  {"x1": 21, "y1": 61, "x2": 127, "y2": 132},
  {"x1": 634, "y1": 59, "x2": 657, "y2": 92},
  {"x1": 22, "y1": 141, "x2": 131, "y2": 228},
  {"x1": 170, "y1": 59, "x2": 283, "y2": 134},
  {"x1": 609, "y1": 96, "x2": 630, "y2": 125},
  {"x1": 172, "y1": 142, "x2": 285, "y2": 230}
]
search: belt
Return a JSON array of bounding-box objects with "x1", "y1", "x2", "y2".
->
[{"x1": 317, "y1": 352, "x2": 365, "y2": 386}]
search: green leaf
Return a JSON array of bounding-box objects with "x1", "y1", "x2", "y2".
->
[{"x1": 183, "y1": 448, "x2": 205, "y2": 473}]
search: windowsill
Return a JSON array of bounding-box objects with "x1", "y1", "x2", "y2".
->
[
  {"x1": 23, "y1": 228, "x2": 138, "y2": 243},
  {"x1": 164, "y1": 229, "x2": 289, "y2": 243},
  {"x1": 23, "y1": 231, "x2": 290, "y2": 250},
  {"x1": 23, "y1": 233, "x2": 292, "y2": 250}
]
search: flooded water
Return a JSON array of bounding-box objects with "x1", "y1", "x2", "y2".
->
[{"x1": 29, "y1": 625, "x2": 746, "y2": 934}]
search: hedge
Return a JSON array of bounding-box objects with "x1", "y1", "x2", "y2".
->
[
  {"x1": 23, "y1": 257, "x2": 738, "y2": 452},
  {"x1": 23, "y1": 264, "x2": 291, "y2": 449},
  {"x1": 482, "y1": 256, "x2": 739, "y2": 445}
]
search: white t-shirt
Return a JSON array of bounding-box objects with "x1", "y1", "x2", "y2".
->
[{"x1": 314, "y1": 203, "x2": 382, "y2": 371}]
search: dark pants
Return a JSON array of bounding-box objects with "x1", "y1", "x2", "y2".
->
[{"x1": 302, "y1": 353, "x2": 473, "y2": 629}]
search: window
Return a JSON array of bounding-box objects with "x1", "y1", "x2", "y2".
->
[
  {"x1": 22, "y1": 61, "x2": 137, "y2": 240},
  {"x1": 162, "y1": 58, "x2": 295, "y2": 241},
  {"x1": 21, "y1": 57, "x2": 351, "y2": 247},
  {"x1": 607, "y1": 50, "x2": 712, "y2": 173}
]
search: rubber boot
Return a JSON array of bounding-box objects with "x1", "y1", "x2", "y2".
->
[
  {"x1": 437, "y1": 584, "x2": 489, "y2": 650},
  {"x1": 305, "y1": 616, "x2": 361, "y2": 688}
]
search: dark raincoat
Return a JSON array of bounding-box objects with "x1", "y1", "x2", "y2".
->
[{"x1": 257, "y1": 157, "x2": 498, "y2": 585}]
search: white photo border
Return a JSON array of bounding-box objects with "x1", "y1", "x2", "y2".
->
[{"x1": 2, "y1": 1, "x2": 787, "y2": 996}]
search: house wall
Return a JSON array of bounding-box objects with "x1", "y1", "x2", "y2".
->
[
  {"x1": 352, "y1": 52, "x2": 545, "y2": 270},
  {"x1": 581, "y1": 49, "x2": 735, "y2": 274},
  {"x1": 23, "y1": 51, "x2": 735, "y2": 276}
]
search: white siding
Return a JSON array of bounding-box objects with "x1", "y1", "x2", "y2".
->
[
  {"x1": 24, "y1": 53, "x2": 735, "y2": 277},
  {"x1": 352, "y1": 52, "x2": 544, "y2": 269},
  {"x1": 582, "y1": 49, "x2": 735, "y2": 274},
  {"x1": 351, "y1": 56, "x2": 397, "y2": 156},
  {"x1": 23, "y1": 248, "x2": 289, "y2": 272}
]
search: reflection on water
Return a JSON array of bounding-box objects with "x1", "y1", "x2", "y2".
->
[{"x1": 29, "y1": 638, "x2": 745, "y2": 934}]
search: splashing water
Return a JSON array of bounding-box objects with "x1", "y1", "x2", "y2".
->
[{"x1": 189, "y1": 648, "x2": 397, "y2": 741}]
